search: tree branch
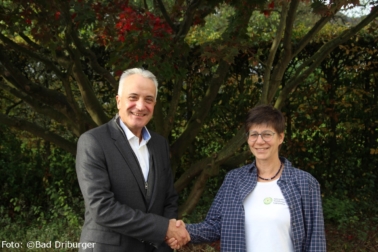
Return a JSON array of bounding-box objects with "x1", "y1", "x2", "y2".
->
[
  {"x1": 154, "y1": 77, "x2": 183, "y2": 138},
  {"x1": 261, "y1": 0, "x2": 290, "y2": 104},
  {"x1": 292, "y1": 15, "x2": 333, "y2": 58},
  {"x1": 176, "y1": 0, "x2": 202, "y2": 39},
  {"x1": 0, "y1": 80, "x2": 91, "y2": 137},
  {"x1": 178, "y1": 168, "x2": 217, "y2": 217},
  {"x1": 275, "y1": 6, "x2": 378, "y2": 109},
  {"x1": 172, "y1": 4, "x2": 254, "y2": 171},
  {"x1": 60, "y1": 75, "x2": 89, "y2": 134},
  {"x1": 18, "y1": 32, "x2": 43, "y2": 51},
  {"x1": 5, "y1": 100, "x2": 23, "y2": 115},
  {"x1": 0, "y1": 33, "x2": 65, "y2": 79},
  {"x1": 221, "y1": 150, "x2": 251, "y2": 169},
  {"x1": 267, "y1": 0, "x2": 304, "y2": 102},
  {"x1": 69, "y1": 47, "x2": 110, "y2": 126},
  {"x1": 175, "y1": 128, "x2": 246, "y2": 192},
  {"x1": 170, "y1": 60, "x2": 230, "y2": 165},
  {"x1": 165, "y1": 78, "x2": 183, "y2": 135},
  {"x1": 156, "y1": 0, "x2": 177, "y2": 33},
  {"x1": 62, "y1": 1, "x2": 118, "y2": 90},
  {"x1": 0, "y1": 48, "x2": 78, "y2": 121},
  {"x1": 0, "y1": 114, "x2": 77, "y2": 155},
  {"x1": 177, "y1": 129, "x2": 248, "y2": 216}
]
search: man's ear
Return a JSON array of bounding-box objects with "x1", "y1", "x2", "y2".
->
[{"x1": 116, "y1": 95, "x2": 120, "y2": 108}]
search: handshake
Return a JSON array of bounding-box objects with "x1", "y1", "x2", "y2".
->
[{"x1": 165, "y1": 219, "x2": 190, "y2": 250}]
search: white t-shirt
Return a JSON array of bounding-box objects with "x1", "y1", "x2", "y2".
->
[{"x1": 243, "y1": 180, "x2": 294, "y2": 252}]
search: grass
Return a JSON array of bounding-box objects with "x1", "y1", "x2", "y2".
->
[
  {"x1": 325, "y1": 223, "x2": 378, "y2": 252},
  {"x1": 0, "y1": 216, "x2": 81, "y2": 252}
]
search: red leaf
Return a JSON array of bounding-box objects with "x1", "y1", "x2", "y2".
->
[
  {"x1": 118, "y1": 35, "x2": 125, "y2": 42},
  {"x1": 55, "y1": 11, "x2": 61, "y2": 20},
  {"x1": 263, "y1": 10, "x2": 271, "y2": 17},
  {"x1": 116, "y1": 22, "x2": 123, "y2": 29},
  {"x1": 115, "y1": 70, "x2": 123, "y2": 77},
  {"x1": 268, "y1": 1, "x2": 275, "y2": 9}
]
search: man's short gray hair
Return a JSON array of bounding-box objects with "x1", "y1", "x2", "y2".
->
[{"x1": 117, "y1": 68, "x2": 159, "y2": 99}]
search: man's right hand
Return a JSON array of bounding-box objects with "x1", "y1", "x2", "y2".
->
[{"x1": 165, "y1": 219, "x2": 190, "y2": 249}]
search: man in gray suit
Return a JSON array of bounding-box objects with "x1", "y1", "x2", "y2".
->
[{"x1": 76, "y1": 68, "x2": 190, "y2": 251}]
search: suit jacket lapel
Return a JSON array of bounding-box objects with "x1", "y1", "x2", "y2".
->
[
  {"x1": 109, "y1": 118, "x2": 147, "y2": 201},
  {"x1": 147, "y1": 144, "x2": 157, "y2": 211}
]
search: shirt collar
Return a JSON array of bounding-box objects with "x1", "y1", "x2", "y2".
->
[{"x1": 118, "y1": 118, "x2": 151, "y2": 142}]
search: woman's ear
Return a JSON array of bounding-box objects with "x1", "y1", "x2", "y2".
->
[{"x1": 279, "y1": 133, "x2": 285, "y2": 145}]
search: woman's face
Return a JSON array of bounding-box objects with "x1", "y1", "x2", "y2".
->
[{"x1": 247, "y1": 124, "x2": 284, "y2": 162}]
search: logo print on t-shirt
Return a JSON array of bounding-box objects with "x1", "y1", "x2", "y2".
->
[{"x1": 263, "y1": 197, "x2": 273, "y2": 205}]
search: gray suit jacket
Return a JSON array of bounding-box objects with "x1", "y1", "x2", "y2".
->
[{"x1": 76, "y1": 116, "x2": 178, "y2": 252}]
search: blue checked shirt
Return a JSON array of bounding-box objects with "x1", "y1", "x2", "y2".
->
[{"x1": 186, "y1": 157, "x2": 326, "y2": 252}]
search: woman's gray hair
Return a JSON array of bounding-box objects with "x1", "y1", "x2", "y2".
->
[{"x1": 117, "y1": 68, "x2": 159, "y2": 99}]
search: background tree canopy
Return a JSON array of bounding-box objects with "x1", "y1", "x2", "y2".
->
[{"x1": 1, "y1": 0, "x2": 378, "y2": 250}]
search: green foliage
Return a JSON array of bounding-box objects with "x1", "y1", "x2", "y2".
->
[
  {"x1": 0, "y1": 125, "x2": 83, "y2": 237},
  {"x1": 0, "y1": 216, "x2": 81, "y2": 252},
  {"x1": 323, "y1": 196, "x2": 360, "y2": 228},
  {"x1": 1, "y1": 1, "x2": 378, "y2": 251},
  {"x1": 277, "y1": 35, "x2": 378, "y2": 247},
  {"x1": 181, "y1": 168, "x2": 227, "y2": 224},
  {"x1": 186, "y1": 3, "x2": 236, "y2": 45},
  {"x1": 0, "y1": 126, "x2": 82, "y2": 251}
]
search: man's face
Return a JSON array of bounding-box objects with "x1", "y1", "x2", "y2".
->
[{"x1": 116, "y1": 74, "x2": 156, "y2": 138}]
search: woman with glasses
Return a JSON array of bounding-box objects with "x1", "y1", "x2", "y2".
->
[{"x1": 167, "y1": 105, "x2": 326, "y2": 251}]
